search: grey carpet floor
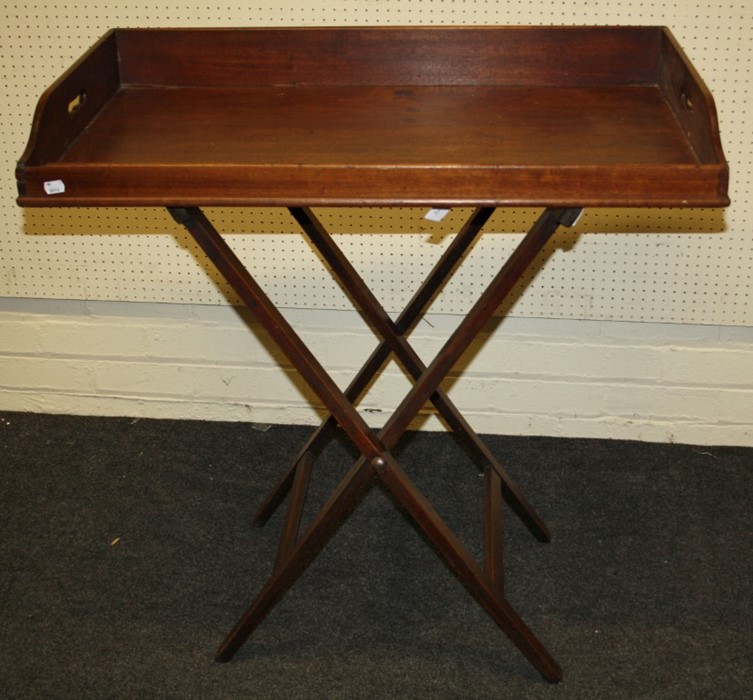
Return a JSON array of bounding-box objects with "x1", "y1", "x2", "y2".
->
[{"x1": 1, "y1": 412, "x2": 751, "y2": 698}]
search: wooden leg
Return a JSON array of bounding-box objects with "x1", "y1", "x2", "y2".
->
[
  {"x1": 485, "y1": 468, "x2": 505, "y2": 591},
  {"x1": 375, "y1": 208, "x2": 582, "y2": 454},
  {"x1": 216, "y1": 458, "x2": 374, "y2": 662},
  {"x1": 292, "y1": 205, "x2": 551, "y2": 542},
  {"x1": 274, "y1": 451, "x2": 313, "y2": 569},
  {"x1": 374, "y1": 454, "x2": 562, "y2": 683},
  {"x1": 169, "y1": 206, "x2": 386, "y2": 460},
  {"x1": 170, "y1": 206, "x2": 580, "y2": 682},
  {"x1": 251, "y1": 207, "x2": 494, "y2": 526}
]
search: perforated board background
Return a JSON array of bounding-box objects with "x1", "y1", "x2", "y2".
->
[{"x1": 2, "y1": 2, "x2": 751, "y2": 325}]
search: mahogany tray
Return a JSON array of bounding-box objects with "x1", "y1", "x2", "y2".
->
[{"x1": 17, "y1": 26, "x2": 728, "y2": 208}]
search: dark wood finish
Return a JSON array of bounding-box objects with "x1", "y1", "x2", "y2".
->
[
  {"x1": 485, "y1": 468, "x2": 505, "y2": 591},
  {"x1": 658, "y1": 30, "x2": 728, "y2": 168},
  {"x1": 117, "y1": 26, "x2": 661, "y2": 88},
  {"x1": 290, "y1": 206, "x2": 551, "y2": 540},
  {"x1": 14, "y1": 26, "x2": 730, "y2": 683},
  {"x1": 252, "y1": 207, "x2": 495, "y2": 527},
  {"x1": 17, "y1": 26, "x2": 728, "y2": 207},
  {"x1": 372, "y1": 454, "x2": 563, "y2": 682},
  {"x1": 16, "y1": 30, "x2": 120, "y2": 173},
  {"x1": 274, "y1": 451, "x2": 313, "y2": 569},
  {"x1": 375, "y1": 208, "x2": 581, "y2": 455},
  {"x1": 170, "y1": 205, "x2": 577, "y2": 682},
  {"x1": 168, "y1": 208, "x2": 385, "y2": 462},
  {"x1": 217, "y1": 457, "x2": 375, "y2": 662}
]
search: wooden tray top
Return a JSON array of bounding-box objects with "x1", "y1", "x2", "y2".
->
[{"x1": 16, "y1": 27, "x2": 729, "y2": 208}]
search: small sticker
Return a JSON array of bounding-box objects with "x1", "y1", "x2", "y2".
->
[
  {"x1": 43, "y1": 179, "x2": 66, "y2": 195},
  {"x1": 424, "y1": 208, "x2": 451, "y2": 222}
]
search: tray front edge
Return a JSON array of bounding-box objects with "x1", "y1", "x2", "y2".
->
[{"x1": 17, "y1": 162, "x2": 730, "y2": 209}]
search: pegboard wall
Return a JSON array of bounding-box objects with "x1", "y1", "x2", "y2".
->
[{"x1": 2, "y1": 2, "x2": 751, "y2": 325}]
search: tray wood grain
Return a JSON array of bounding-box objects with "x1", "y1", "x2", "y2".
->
[{"x1": 16, "y1": 26, "x2": 729, "y2": 208}]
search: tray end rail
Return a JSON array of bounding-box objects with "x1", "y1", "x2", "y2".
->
[{"x1": 16, "y1": 29, "x2": 122, "y2": 195}]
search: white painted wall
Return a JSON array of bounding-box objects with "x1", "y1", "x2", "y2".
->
[{"x1": 1, "y1": 298, "x2": 751, "y2": 446}]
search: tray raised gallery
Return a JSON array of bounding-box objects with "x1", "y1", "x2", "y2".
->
[{"x1": 16, "y1": 26, "x2": 729, "y2": 208}]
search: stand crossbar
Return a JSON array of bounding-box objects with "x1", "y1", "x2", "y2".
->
[{"x1": 252, "y1": 206, "x2": 495, "y2": 527}]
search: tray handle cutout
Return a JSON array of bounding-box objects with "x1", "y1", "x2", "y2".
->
[
  {"x1": 68, "y1": 90, "x2": 87, "y2": 116},
  {"x1": 680, "y1": 90, "x2": 694, "y2": 111}
]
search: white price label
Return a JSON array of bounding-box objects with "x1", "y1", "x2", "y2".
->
[
  {"x1": 424, "y1": 208, "x2": 451, "y2": 222},
  {"x1": 43, "y1": 179, "x2": 66, "y2": 195}
]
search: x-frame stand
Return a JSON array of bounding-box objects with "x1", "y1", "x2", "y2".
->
[{"x1": 169, "y1": 205, "x2": 582, "y2": 683}]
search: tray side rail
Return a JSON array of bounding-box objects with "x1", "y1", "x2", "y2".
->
[
  {"x1": 658, "y1": 28, "x2": 729, "y2": 194},
  {"x1": 16, "y1": 30, "x2": 121, "y2": 192},
  {"x1": 115, "y1": 25, "x2": 662, "y2": 88}
]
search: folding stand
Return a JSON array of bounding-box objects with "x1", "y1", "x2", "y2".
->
[{"x1": 169, "y1": 205, "x2": 582, "y2": 683}]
